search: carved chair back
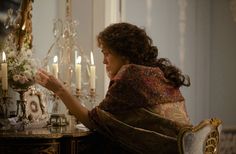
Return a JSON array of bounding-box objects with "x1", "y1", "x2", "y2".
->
[{"x1": 178, "y1": 118, "x2": 222, "y2": 154}]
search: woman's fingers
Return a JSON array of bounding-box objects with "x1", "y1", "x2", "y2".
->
[
  {"x1": 39, "y1": 68, "x2": 48, "y2": 75},
  {"x1": 35, "y1": 69, "x2": 50, "y2": 87},
  {"x1": 35, "y1": 68, "x2": 64, "y2": 94}
]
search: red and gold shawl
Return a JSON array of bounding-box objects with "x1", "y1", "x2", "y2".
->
[{"x1": 87, "y1": 64, "x2": 191, "y2": 153}]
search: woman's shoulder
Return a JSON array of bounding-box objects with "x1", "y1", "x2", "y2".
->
[
  {"x1": 119, "y1": 64, "x2": 161, "y2": 71},
  {"x1": 114, "y1": 64, "x2": 163, "y2": 80}
]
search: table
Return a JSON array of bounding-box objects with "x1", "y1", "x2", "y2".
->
[{"x1": 0, "y1": 126, "x2": 91, "y2": 154}]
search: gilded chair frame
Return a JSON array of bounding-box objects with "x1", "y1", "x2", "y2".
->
[{"x1": 178, "y1": 118, "x2": 222, "y2": 154}]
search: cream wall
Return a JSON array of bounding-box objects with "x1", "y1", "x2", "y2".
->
[
  {"x1": 32, "y1": 0, "x2": 236, "y2": 127},
  {"x1": 32, "y1": 0, "x2": 58, "y2": 60},
  {"x1": 210, "y1": 0, "x2": 236, "y2": 126}
]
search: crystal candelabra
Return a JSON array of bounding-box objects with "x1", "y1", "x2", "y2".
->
[
  {"x1": 43, "y1": 0, "x2": 98, "y2": 127},
  {"x1": 75, "y1": 88, "x2": 97, "y2": 109},
  {"x1": 45, "y1": 0, "x2": 97, "y2": 105},
  {"x1": 43, "y1": 0, "x2": 81, "y2": 90},
  {"x1": 88, "y1": 89, "x2": 97, "y2": 109}
]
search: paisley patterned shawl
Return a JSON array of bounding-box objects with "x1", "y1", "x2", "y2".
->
[
  {"x1": 98, "y1": 64, "x2": 184, "y2": 113},
  {"x1": 88, "y1": 64, "x2": 191, "y2": 153}
]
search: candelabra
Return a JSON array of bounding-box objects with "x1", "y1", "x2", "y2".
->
[
  {"x1": 0, "y1": 90, "x2": 24, "y2": 131},
  {"x1": 75, "y1": 89, "x2": 86, "y2": 106},
  {"x1": 88, "y1": 89, "x2": 97, "y2": 109},
  {"x1": 43, "y1": 0, "x2": 98, "y2": 128}
]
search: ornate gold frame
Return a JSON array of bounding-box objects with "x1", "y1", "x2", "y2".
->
[
  {"x1": 0, "y1": 0, "x2": 33, "y2": 50},
  {"x1": 177, "y1": 118, "x2": 222, "y2": 154}
]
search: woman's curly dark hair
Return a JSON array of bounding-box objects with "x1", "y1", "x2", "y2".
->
[{"x1": 97, "y1": 22, "x2": 190, "y2": 87}]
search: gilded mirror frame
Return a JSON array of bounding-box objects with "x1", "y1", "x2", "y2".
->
[{"x1": 0, "y1": 0, "x2": 33, "y2": 51}]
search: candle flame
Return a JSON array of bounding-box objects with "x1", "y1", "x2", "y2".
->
[
  {"x1": 53, "y1": 55, "x2": 58, "y2": 63},
  {"x1": 76, "y1": 56, "x2": 81, "y2": 64},
  {"x1": 90, "y1": 51, "x2": 94, "y2": 65},
  {"x1": 2, "y1": 52, "x2": 6, "y2": 62}
]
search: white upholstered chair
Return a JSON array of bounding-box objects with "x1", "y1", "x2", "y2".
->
[{"x1": 178, "y1": 118, "x2": 222, "y2": 154}]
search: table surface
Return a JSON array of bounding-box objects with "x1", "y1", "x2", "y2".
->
[{"x1": 0, "y1": 125, "x2": 91, "y2": 139}]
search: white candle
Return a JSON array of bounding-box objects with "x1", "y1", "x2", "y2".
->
[
  {"x1": 75, "y1": 56, "x2": 82, "y2": 90},
  {"x1": 52, "y1": 55, "x2": 58, "y2": 78},
  {"x1": 1, "y1": 52, "x2": 8, "y2": 90},
  {"x1": 90, "y1": 51, "x2": 96, "y2": 90}
]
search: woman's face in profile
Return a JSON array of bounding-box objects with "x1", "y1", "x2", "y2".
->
[{"x1": 102, "y1": 49, "x2": 129, "y2": 79}]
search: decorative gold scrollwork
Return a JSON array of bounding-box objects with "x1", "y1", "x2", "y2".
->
[{"x1": 205, "y1": 130, "x2": 219, "y2": 154}]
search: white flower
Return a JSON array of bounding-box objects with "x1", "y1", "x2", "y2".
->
[
  {"x1": 23, "y1": 64, "x2": 31, "y2": 70},
  {"x1": 6, "y1": 42, "x2": 36, "y2": 89},
  {"x1": 26, "y1": 49, "x2": 32, "y2": 57},
  {"x1": 24, "y1": 70, "x2": 32, "y2": 79},
  {"x1": 13, "y1": 75, "x2": 20, "y2": 82}
]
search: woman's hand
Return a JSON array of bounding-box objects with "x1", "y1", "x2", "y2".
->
[
  {"x1": 35, "y1": 69, "x2": 64, "y2": 94},
  {"x1": 36, "y1": 69, "x2": 92, "y2": 129}
]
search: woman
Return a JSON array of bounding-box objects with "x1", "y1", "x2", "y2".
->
[{"x1": 36, "y1": 22, "x2": 191, "y2": 153}]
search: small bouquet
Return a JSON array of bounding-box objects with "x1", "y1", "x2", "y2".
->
[{"x1": 4, "y1": 33, "x2": 37, "y2": 91}]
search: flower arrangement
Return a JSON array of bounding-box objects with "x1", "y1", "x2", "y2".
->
[{"x1": 4, "y1": 33, "x2": 37, "y2": 91}]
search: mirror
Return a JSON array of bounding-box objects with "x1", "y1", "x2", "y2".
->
[{"x1": 0, "y1": 0, "x2": 33, "y2": 50}]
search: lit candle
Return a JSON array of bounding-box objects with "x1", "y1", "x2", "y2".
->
[
  {"x1": 1, "y1": 52, "x2": 8, "y2": 90},
  {"x1": 90, "y1": 51, "x2": 96, "y2": 90},
  {"x1": 52, "y1": 55, "x2": 58, "y2": 78},
  {"x1": 75, "y1": 56, "x2": 81, "y2": 90}
]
